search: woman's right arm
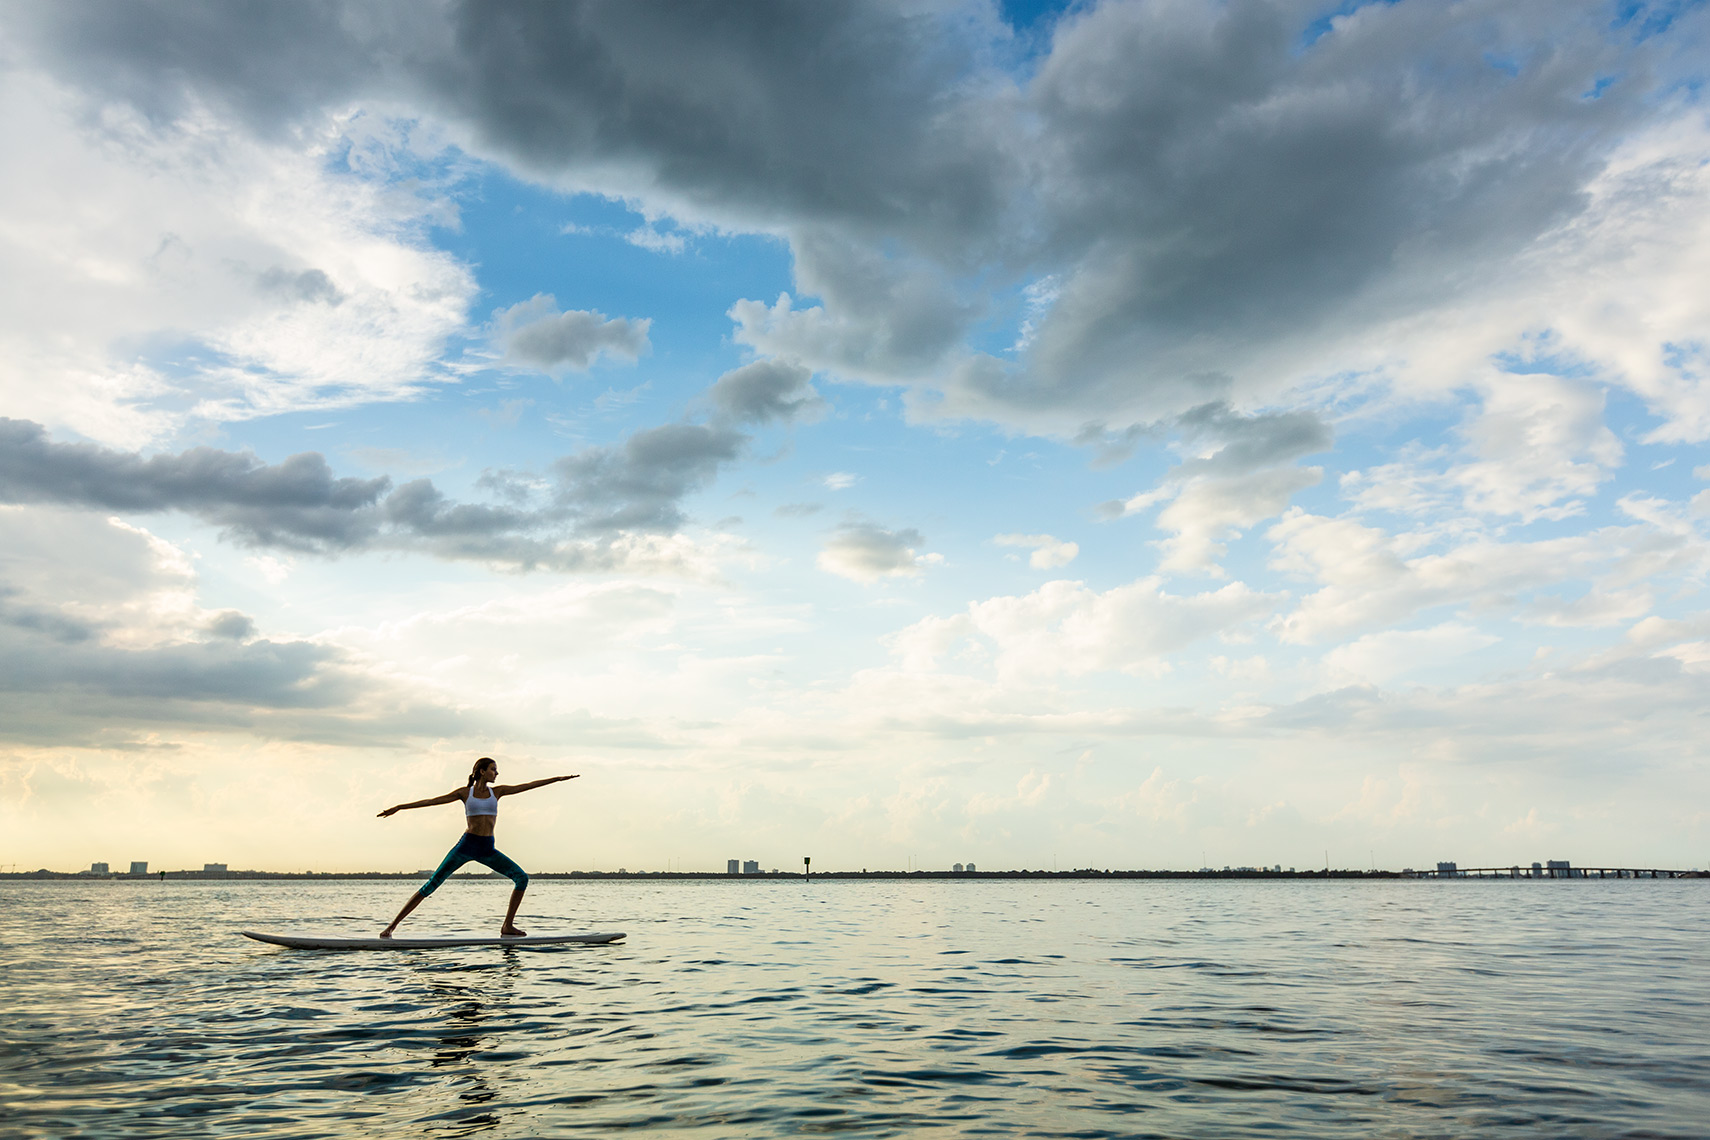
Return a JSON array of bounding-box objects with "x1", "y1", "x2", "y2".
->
[{"x1": 377, "y1": 788, "x2": 464, "y2": 817}]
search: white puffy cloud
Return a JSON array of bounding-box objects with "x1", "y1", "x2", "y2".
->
[
  {"x1": 994, "y1": 532, "x2": 1079, "y2": 569},
  {"x1": 1264, "y1": 509, "x2": 1672, "y2": 644},
  {"x1": 888, "y1": 576, "x2": 1279, "y2": 680},
  {"x1": 1323, "y1": 622, "x2": 1499, "y2": 686},
  {"x1": 1109, "y1": 404, "x2": 1332, "y2": 575},
  {"x1": 1344, "y1": 373, "x2": 1622, "y2": 523},
  {"x1": 0, "y1": 66, "x2": 475, "y2": 446}
]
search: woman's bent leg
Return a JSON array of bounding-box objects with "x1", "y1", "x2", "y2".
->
[{"x1": 475, "y1": 849, "x2": 530, "y2": 935}]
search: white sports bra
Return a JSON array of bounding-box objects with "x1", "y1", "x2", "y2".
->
[{"x1": 464, "y1": 784, "x2": 498, "y2": 817}]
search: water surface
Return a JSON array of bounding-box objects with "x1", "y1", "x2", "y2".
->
[{"x1": 2, "y1": 878, "x2": 1706, "y2": 1137}]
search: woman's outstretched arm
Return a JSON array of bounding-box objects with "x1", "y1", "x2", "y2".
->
[
  {"x1": 377, "y1": 788, "x2": 465, "y2": 817},
  {"x1": 493, "y1": 774, "x2": 579, "y2": 797}
]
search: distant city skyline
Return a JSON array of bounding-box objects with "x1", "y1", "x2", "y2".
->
[{"x1": 2, "y1": 1, "x2": 1709, "y2": 872}]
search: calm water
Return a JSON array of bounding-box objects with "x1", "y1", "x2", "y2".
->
[{"x1": 2, "y1": 879, "x2": 1707, "y2": 1138}]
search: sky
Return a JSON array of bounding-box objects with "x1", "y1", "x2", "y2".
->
[{"x1": 3, "y1": 0, "x2": 1710, "y2": 875}]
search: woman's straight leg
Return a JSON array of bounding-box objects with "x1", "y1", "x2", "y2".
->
[{"x1": 382, "y1": 837, "x2": 475, "y2": 937}]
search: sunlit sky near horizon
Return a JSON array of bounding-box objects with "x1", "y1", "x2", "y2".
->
[{"x1": 3, "y1": 0, "x2": 1710, "y2": 874}]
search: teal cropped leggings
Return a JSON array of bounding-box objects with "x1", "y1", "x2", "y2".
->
[{"x1": 419, "y1": 833, "x2": 529, "y2": 897}]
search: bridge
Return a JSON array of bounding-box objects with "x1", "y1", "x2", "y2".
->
[{"x1": 1406, "y1": 864, "x2": 1701, "y2": 879}]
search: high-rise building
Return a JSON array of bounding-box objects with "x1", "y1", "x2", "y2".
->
[
  {"x1": 203, "y1": 863, "x2": 227, "y2": 873},
  {"x1": 727, "y1": 859, "x2": 740, "y2": 875},
  {"x1": 965, "y1": 862, "x2": 976, "y2": 872},
  {"x1": 742, "y1": 860, "x2": 759, "y2": 874},
  {"x1": 953, "y1": 863, "x2": 963, "y2": 872},
  {"x1": 90, "y1": 862, "x2": 109, "y2": 874},
  {"x1": 130, "y1": 861, "x2": 148, "y2": 875}
]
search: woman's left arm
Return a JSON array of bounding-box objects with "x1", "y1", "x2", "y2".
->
[{"x1": 493, "y1": 774, "x2": 579, "y2": 797}]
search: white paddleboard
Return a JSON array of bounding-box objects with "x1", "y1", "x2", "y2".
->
[{"x1": 241, "y1": 930, "x2": 625, "y2": 950}]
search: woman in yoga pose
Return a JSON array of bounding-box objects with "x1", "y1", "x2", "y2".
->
[{"x1": 377, "y1": 757, "x2": 577, "y2": 938}]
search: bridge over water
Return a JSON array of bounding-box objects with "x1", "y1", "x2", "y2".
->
[{"x1": 1407, "y1": 864, "x2": 1701, "y2": 879}]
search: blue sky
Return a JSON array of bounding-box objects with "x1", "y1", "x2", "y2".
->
[{"x1": 2, "y1": 0, "x2": 1710, "y2": 874}]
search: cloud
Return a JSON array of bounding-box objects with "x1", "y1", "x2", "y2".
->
[
  {"x1": 0, "y1": 62, "x2": 475, "y2": 445},
  {"x1": 994, "y1": 533, "x2": 1079, "y2": 569},
  {"x1": 704, "y1": 359, "x2": 824, "y2": 426},
  {"x1": 887, "y1": 576, "x2": 1280, "y2": 679},
  {"x1": 0, "y1": 417, "x2": 744, "y2": 570},
  {"x1": 494, "y1": 293, "x2": 651, "y2": 372},
  {"x1": 1264, "y1": 509, "x2": 1671, "y2": 645},
  {"x1": 256, "y1": 265, "x2": 344, "y2": 306},
  {"x1": 818, "y1": 523, "x2": 935, "y2": 583},
  {"x1": 1107, "y1": 403, "x2": 1333, "y2": 575},
  {"x1": 1323, "y1": 622, "x2": 1500, "y2": 686},
  {"x1": 1344, "y1": 374, "x2": 1622, "y2": 523},
  {"x1": 551, "y1": 423, "x2": 745, "y2": 533},
  {"x1": 0, "y1": 417, "x2": 390, "y2": 550},
  {"x1": 15, "y1": 1, "x2": 1710, "y2": 441},
  {"x1": 0, "y1": 509, "x2": 369, "y2": 742},
  {"x1": 729, "y1": 229, "x2": 979, "y2": 383}
]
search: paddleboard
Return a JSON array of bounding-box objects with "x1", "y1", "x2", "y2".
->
[{"x1": 241, "y1": 930, "x2": 625, "y2": 950}]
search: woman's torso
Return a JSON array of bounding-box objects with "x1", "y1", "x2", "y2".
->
[{"x1": 463, "y1": 784, "x2": 498, "y2": 836}]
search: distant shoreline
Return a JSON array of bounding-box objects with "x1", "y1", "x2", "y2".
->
[{"x1": 4, "y1": 867, "x2": 1704, "y2": 882}]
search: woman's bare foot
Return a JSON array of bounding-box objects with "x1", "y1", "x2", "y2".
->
[
  {"x1": 379, "y1": 927, "x2": 395, "y2": 939},
  {"x1": 500, "y1": 925, "x2": 527, "y2": 937}
]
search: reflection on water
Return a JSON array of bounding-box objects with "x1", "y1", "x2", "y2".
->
[{"x1": 2, "y1": 878, "x2": 1708, "y2": 1137}]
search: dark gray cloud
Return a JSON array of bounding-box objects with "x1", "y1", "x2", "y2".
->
[
  {"x1": 1169, "y1": 403, "x2": 1334, "y2": 481},
  {"x1": 705, "y1": 360, "x2": 823, "y2": 426},
  {"x1": 0, "y1": 417, "x2": 389, "y2": 550},
  {"x1": 0, "y1": 612, "x2": 503, "y2": 746},
  {"x1": 1003, "y1": 0, "x2": 1646, "y2": 419},
  {"x1": 0, "y1": 417, "x2": 757, "y2": 569},
  {"x1": 552, "y1": 423, "x2": 745, "y2": 533},
  {"x1": 12, "y1": 0, "x2": 1009, "y2": 242},
  {"x1": 0, "y1": 633, "x2": 353, "y2": 707},
  {"x1": 0, "y1": 588, "x2": 98, "y2": 644},
  {"x1": 258, "y1": 266, "x2": 343, "y2": 305},
  {"x1": 204, "y1": 610, "x2": 256, "y2": 640},
  {"x1": 10, "y1": 0, "x2": 1701, "y2": 431},
  {"x1": 494, "y1": 294, "x2": 651, "y2": 372}
]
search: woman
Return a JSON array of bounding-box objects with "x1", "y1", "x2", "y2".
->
[{"x1": 377, "y1": 757, "x2": 578, "y2": 938}]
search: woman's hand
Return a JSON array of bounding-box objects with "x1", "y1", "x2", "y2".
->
[{"x1": 377, "y1": 805, "x2": 399, "y2": 818}]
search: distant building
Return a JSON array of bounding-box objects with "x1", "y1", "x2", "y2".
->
[
  {"x1": 90, "y1": 862, "x2": 109, "y2": 874},
  {"x1": 1546, "y1": 859, "x2": 1572, "y2": 878},
  {"x1": 953, "y1": 863, "x2": 963, "y2": 872},
  {"x1": 1436, "y1": 861, "x2": 1457, "y2": 874},
  {"x1": 727, "y1": 859, "x2": 740, "y2": 875},
  {"x1": 203, "y1": 863, "x2": 227, "y2": 873},
  {"x1": 743, "y1": 860, "x2": 759, "y2": 874},
  {"x1": 129, "y1": 861, "x2": 147, "y2": 875},
  {"x1": 965, "y1": 862, "x2": 976, "y2": 872}
]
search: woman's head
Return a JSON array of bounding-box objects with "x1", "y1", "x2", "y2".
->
[{"x1": 468, "y1": 756, "x2": 497, "y2": 787}]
